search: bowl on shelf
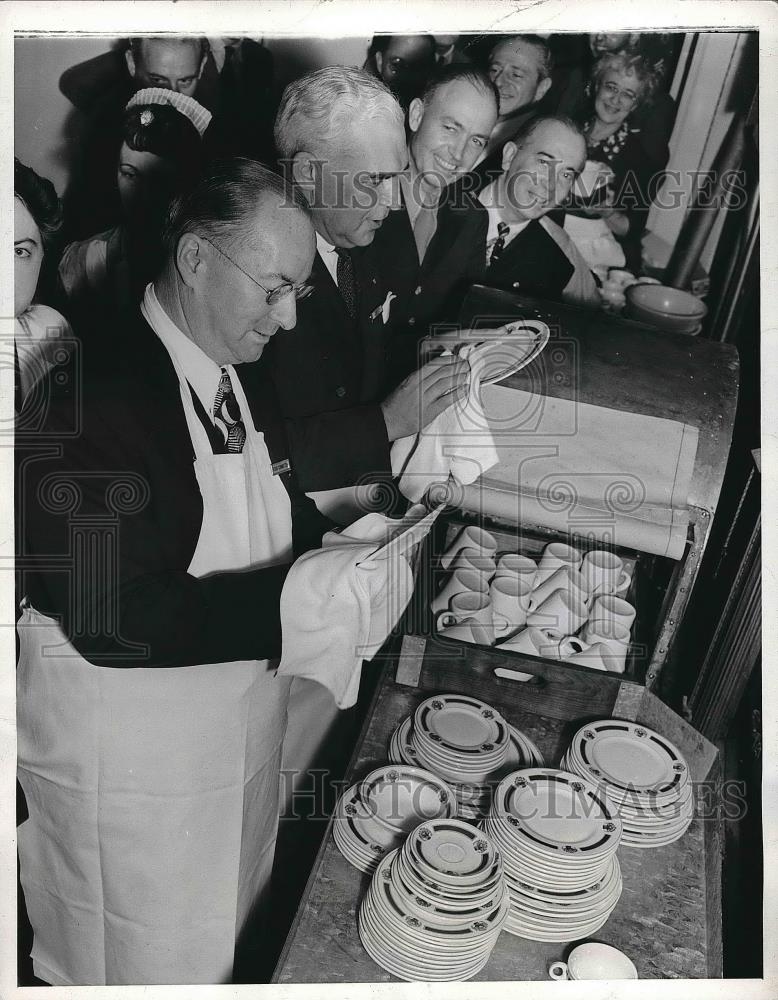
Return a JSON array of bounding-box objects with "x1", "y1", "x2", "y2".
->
[{"x1": 624, "y1": 283, "x2": 707, "y2": 334}]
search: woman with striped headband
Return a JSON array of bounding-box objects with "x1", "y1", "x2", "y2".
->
[{"x1": 58, "y1": 88, "x2": 210, "y2": 337}]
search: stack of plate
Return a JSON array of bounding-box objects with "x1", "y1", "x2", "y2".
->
[
  {"x1": 483, "y1": 768, "x2": 623, "y2": 942},
  {"x1": 388, "y1": 694, "x2": 544, "y2": 820},
  {"x1": 333, "y1": 765, "x2": 456, "y2": 874},
  {"x1": 561, "y1": 720, "x2": 694, "y2": 848},
  {"x1": 358, "y1": 819, "x2": 509, "y2": 981}
]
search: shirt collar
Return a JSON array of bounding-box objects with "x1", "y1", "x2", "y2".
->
[
  {"x1": 315, "y1": 231, "x2": 340, "y2": 285},
  {"x1": 141, "y1": 283, "x2": 224, "y2": 421},
  {"x1": 478, "y1": 184, "x2": 531, "y2": 244}
]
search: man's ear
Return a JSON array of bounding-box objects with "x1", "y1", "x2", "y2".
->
[
  {"x1": 176, "y1": 233, "x2": 204, "y2": 288},
  {"x1": 125, "y1": 48, "x2": 136, "y2": 78},
  {"x1": 534, "y1": 76, "x2": 552, "y2": 104},
  {"x1": 374, "y1": 51, "x2": 384, "y2": 77},
  {"x1": 290, "y1": 151, "x2": 318, "y2": 202},
  {"x1": 407, "y1": 97, "x2": 425, "y2": 134},
  {"x1": 501, "y1": 141, "x2": 518, "y2": 173}
]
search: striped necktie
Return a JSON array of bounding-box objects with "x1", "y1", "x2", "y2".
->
[
  {"x1": 487, "y1": 222, "x2": 511, "y2": 267},
  {"x1": 213, "y1": 368, "x2": 246, "y2": 454}
]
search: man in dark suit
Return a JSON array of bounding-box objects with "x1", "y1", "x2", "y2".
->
[
  {"x1": 475, "y1": 115, "x2": 599, "y2": 308},
  {"x1": 366, "y1": 64, "x2": 499, "y2": 383},
  {"x1": 266, "y1": 65, "x2": 469, "y2": 499}
]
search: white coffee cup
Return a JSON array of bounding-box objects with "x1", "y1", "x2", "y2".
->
[
  {"x1": 437, "y1": 618, "x2": 491, "y2": 646},
  {"x1": 527, "y1": 589, "x2": 588, "y2": 638},
  {"x1": 548, "y1": 942, "x2": 638, "y2": 981},
  {"x1": 583, "y1": 619, "x2": 630, "y2": 672},
  {"x1": 497, "y1": 626, "x2": 556, "y2": 656},
  {"x1": 494, "y1": 553, "x2": 537, "y2": 586},
  {"x1": 439, "y1": 525, "x2": 498, "y2": 570},
  {"x1": 590, "y1": 594, "x2": 636, "y2": 629},
  {"x1": 535, "y1": 542, "x2": 581, "y2": 587},
  {"x1": 430, "y1": 568, "x2": 486, "y2": 615},
  {"x1": 448, "y1": 546, "x2": 496, "y2": 581},
  {"x1": 581, "y1": 550, "x2": 630, "y2": 597},
  {"x1": 540, "y1": 634, "x2": 590, "y2": 660},
  {"x1": 563, "y1": 642, "x2": 619, "y2": 671},
  {"x1": 437, "y1": 591, "x2": 494, "y2": 644},
  {"x1": 489, "y1": 576, "x2": 531, "y2": 638},
  {"x1": 529, "y1": 565, "x2": 590, "y2": 610}
]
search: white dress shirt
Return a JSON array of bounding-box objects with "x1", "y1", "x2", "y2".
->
[
  {"x1": 316, "y1": 231, "x2": 340, "y2": 286},
  {"x1": 141, "y1": 282, "x2": 224, "y2": 424}
]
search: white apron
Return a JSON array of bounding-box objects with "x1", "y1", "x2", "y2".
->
[{"x1": 17, "y1": 360, "x2": 294, "y2": 986}]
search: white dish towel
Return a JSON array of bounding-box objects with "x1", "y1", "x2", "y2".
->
[
  {"x1": 277, "y1": 505, "x2": 442, "y2": 708},
  {"x1": 390, "y1": 343, "x2": 499, "y2": 503}
]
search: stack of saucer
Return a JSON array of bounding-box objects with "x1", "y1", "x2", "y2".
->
[
  {"x1": 334, "y1": 765, "x2": 456, "y2": 874},
  {"x1": 388, "y1": 694, "x2": 544, "y2": 819},
  {"x1": 561, "y1": 720, "x2": 694, "y2": 848},
  {"x1": 358, "y1": 819, "x2": 509, "y2": 981},
  {"x1": 483, "y1": 768, "x2": 623, "y2": 942}
]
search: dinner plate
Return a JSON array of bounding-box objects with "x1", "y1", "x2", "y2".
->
[
  {"x1": 568, "y1": 721, "x2": 691, "y2": 798},
  {"x1": 414, "y1": 695, "x2": 510, "y2": 756},
  {"x1": 359, "y1": 765, "x2": 456, "y2": 834},
  {"x1": 491, "y1": 769, "x2": 622, "y2": 860},
  {"x1": 468, "y1": 320, "x2": 551, "y2": 385},
  {"x1": 406, "y1": 819, "x2": 503, "y2": 887}
]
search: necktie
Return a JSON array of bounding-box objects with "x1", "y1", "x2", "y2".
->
[
  {"x1": 335, "y1": 247, "x2": 358, "y2": 319},
  {"x1": 487, "y1": 222, "x2": 511, "y2": 267},
  {"x1": 213, "y1": 368, "x2": 246, "y2": 454}
]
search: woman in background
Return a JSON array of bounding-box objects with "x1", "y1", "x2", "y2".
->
[
  {"x1": 58, "y1": 88, "x2": 208, "y2": 334},
  {"x1": 14, "y1": 159, "x2": 72, "y2": 412},
  {"x1": 564, "y1": 50, "x2": 663, "y2": 275}
]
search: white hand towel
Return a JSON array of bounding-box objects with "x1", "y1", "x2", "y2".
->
[
  {"x1": 391, "y1": 342, "x2": 500, "y2": 503},
  {"x1": 277, "y1": 506, "x2": 441, "y2": 708}
]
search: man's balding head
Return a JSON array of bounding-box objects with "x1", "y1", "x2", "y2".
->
[{"x1": 126, "y1": 37, "x2": 207, "y2": 97}]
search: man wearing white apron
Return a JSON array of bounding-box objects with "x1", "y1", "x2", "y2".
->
[{"x1": 16, "y1": 161, "x2": 324, "y2": 985}]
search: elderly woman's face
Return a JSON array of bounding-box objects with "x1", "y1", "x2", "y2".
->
[
  {"x1": 117, "y1": 142, "x2": 177, "y2": 218},
  {"x1": 594, "y1": 66, "x2": 642, "y2": 129},
  {"x1": 14, "y1": 196, "x2": 44, "y2": 317}
]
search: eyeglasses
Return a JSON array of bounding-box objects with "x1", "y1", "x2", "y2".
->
[
  {"x1": 197, "y1": 233, "x2": 314, "y2": 306},
  {"x1": 600, "y1": 81, "x2": 638, "y2": 108}
]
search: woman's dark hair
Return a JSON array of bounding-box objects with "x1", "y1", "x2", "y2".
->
[
  {"x1": 14, "y1": 158, "x2": 63, "y2": 252},
  {"x1": 121, "y1": 103, "x2": 203, "y2": 176}
]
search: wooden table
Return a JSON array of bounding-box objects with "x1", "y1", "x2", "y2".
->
[{"x1": 273, "y1": 663, "x2": 720, "y2": 984}]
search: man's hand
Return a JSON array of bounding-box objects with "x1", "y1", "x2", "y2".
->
[{"x1": 381, "y1": 356, "x2": 469, "y2": 442}]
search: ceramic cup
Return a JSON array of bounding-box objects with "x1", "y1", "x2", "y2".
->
[
  {"x1": 439, "y1": 525, "x2": 498, "y2": 570},
  {"x1": 529, "y1": 565, "x2": 590, "y2": 610},
  {"x1": 540, "y1": 634, "x2": 590, "y2": 660},
  {"x1": 548, "y1": 942, "x2": 638, "y2": 981},
  {"x1": 448, "y1": 546, "x2": 497, "y2": 581},
  {"x1": 590, "y1": 594, "x2": 636, "y2": 630},
  {"x1": 437, "y1": 618, "x2": 492, "y2": 646},
  {"x1": 526, "y1": 589, "x2": 588, "y2": 638},
  {"x1": 490, "y1": 576, "x2": 532, "y2": 639},
  {"x1": 437, "y1": 591, "x2": 494, "y2": 644},
  {"x1": 608, "y1": 268, "x2": 637, "y2": 290},
  {"x1": 583, "y1": 619, "x2": 630, "y2": 672},
  {"x1": 430, "y1": 568, "x2": 486, "y2": 615},
  {"x1": 497, "y1": 626, "x2": 557, "y2": 656},
  {"x1": 563, "y1": 642, "x2": 621, "y2": 671},
  {"x1": 494, "y1": 553, "x2": 538, "y2": 586},
  {"x1": 581, "y1": 550, "x2": 630, "y2": 597},
  {"x1": 535, "y1": 542, "x2": 581, "y2": 587}
]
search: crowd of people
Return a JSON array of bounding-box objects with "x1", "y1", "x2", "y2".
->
[{"x1": 15, "y1": 31, "x2": 680, "y2": 988}]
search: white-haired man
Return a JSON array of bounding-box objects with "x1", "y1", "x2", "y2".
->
[
  {"x1": 266, "y1": 65, "x2": 468, "y2": 493},
  {"x1": 476, "y1": 115, "x2": 599, "y2": 308}
]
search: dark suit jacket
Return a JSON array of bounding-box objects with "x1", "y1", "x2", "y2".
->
[
  {"x1": 262, "y1": 247, "x2": 396, "y2": 491},
  {"x1": 482, "y1": 218, "x2": 576, "y2": 301},
  {"x1": 365, "y1": 182, "x2": 488, "y2": 384},
  {"x1": 19, "y1": 309, "x2": 332, "y2": 669}
]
